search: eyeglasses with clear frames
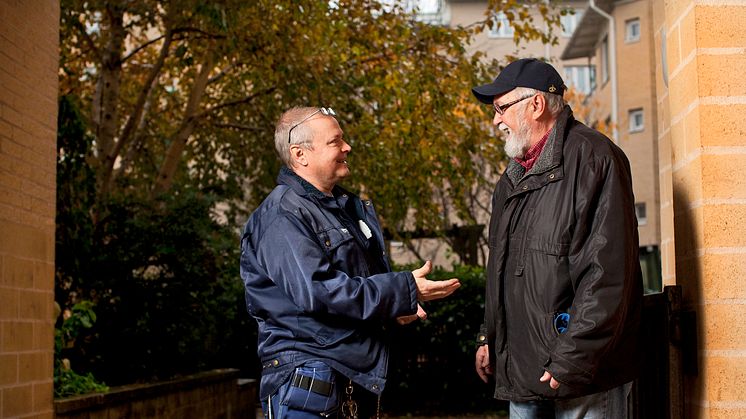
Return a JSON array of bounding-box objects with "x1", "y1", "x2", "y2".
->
[
  {"x1": 287, "y1": 107, "x2": 337, "y2": 143},
  {"x1": 493, "y1": 95, "x2": 535, "y2": 115}
]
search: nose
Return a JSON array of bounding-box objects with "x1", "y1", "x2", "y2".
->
[
  {"x1": 342, "y1": 140, "x2": 351, "y2": 153},
  {"x1": 493, "y1": 111, "x2": 503, "y2": 126}
]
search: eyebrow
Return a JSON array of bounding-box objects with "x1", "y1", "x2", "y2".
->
[
  {"x1": 495, "y1": 97, "x2": 512, "y2": 106},
  {"x1": 326, "y1": 132, "x2": 344, "y2": 143}
]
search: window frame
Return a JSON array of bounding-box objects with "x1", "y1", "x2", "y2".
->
[
  {"x1": 635, "y1": 202, "x2": 648, "y2": 225},
  {"x1": 563, "y1": 65, "x2": 596, "y2": 95},
  {"x1": 560, "y1": 9, "x2": 584, "y2": 38},
  {"x1": 625, "y1": 18, "x2": 641, "y2": 43},
  {"x1": 600, "y1": 36, "x2": 610, "y2": 85},
  {"x1": 488, "y1": 11, "x2": 514, "y2": 39},
  {"x1": 629, "y1": 108, "x2": 644, "y2": 133}
]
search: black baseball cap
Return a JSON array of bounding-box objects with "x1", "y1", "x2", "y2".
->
[{"x1": 472, "y1": 58, "x2": 566, "y2": 104}]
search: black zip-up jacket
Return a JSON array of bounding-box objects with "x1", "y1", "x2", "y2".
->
[{"x1": 483, "y1": 106, "x2": 643, "y2": 401}]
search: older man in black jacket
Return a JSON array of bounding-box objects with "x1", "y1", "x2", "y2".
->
[{"x1": 472, "y1": 58, "x2": 643, "y2": 418}]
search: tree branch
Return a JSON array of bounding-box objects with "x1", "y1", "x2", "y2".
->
[
  {"x1": 207, "y1": 62, "x2": 237, "y2": 85},
  {"x1": 100, "y1": 26, "x2": 174, "y2": 196},
  {"x1": 113, "y1": 78, "x2": 156, "y2": 180},
  {"x1": 72, "y1": 18, "x2": 102, "y2": 61},
  {"x1": 121, "y1": 34, "x2": 165, "y2": 63},
  {"x1": 152, "y1": 50, "x2": 216, "y2": 196},
  {"x1": 172, "y1": 26, "x2": 228, "y2": 40},
  {"x1": 194, "y1": 86, "x2": 276, "y2": 120},
  {"x1": 122, "y1": 26, "x2": 229, "y2": 64},
  {"x1": 213, "y1": 122, "x2": 263, "y2": 132}
]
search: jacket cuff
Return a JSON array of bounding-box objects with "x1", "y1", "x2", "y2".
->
[
  {"x1": 405, "y1": 271, "x2": 418, "y2": 313},
  {"x1": 544, "y1": 353, "x2": 594, "y2": 387},
  {"x1": 476, "y1": 324, "x2": 488, "y2": 346}
]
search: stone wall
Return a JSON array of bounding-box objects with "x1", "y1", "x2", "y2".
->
[
  {"x1": 54, "y1": 370, "x2": 256, "y2": 419},
  {"x1": 0, "y1": 1, "x2": 60, "y2": 418}
]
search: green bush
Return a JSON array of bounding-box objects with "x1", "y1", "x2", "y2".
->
[
  {"x1": 56, "y1": 190, "x2": 258, "y2": 385},
  {"x1": 54, "y1": 301, "x2": 109, "y2": 398},
  {"x1": 55, "y1": 96, "x2": 258, "y2": 386},
  {"x1": 385, "y1": 264, "x2": 507, "y2": 415}
]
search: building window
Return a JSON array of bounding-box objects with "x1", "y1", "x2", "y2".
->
[
  {"x1": 412, "y1": 0, "x2": 447, "y2": 24},
  {"x1": 489, "y1": 12, "x2": 514, "y2": 38},
  {"x1": 563, "y1": 65, "x2": 596, "y2": 95},
  {"x1": 639, "y1": 246, "x2": 662, "y2": 294},
  {"x1": 416, "y1": 0, "x2": 441, "y2": 14},
  {"x1": 561, "y1": 9, "x2": 584, "y2": 37},
  {"x1": 629, "y1": 108, "x2": 644, "y2": 132},
  {"x1": 600, "y1": 36, "x2": 609, "y2": 85},
  {"x1": 625, "y1": 18, "x2": 641, "y2": 43},
  {"x1": 635, "y1": 202, "x2": 647, "y2": 225}
]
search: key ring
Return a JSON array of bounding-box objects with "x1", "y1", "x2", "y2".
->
[{"x1": 342, "y1": 380, "x2": 358, "y2": 419}]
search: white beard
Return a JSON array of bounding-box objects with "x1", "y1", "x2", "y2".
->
[{"x1": 502, "y1": 116, "x2": 533, "y2": 159}]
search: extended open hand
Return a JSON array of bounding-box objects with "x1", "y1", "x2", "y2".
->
[{"x1": 412, "y1": 260, "x2": 460, "y2": 301}]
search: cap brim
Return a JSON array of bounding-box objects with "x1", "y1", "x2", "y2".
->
[{"x1": 471, "y1": 80, "x2": 515, "y2": 104}]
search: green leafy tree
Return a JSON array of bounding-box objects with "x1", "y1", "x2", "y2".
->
[
  {"x1": 56, "y1": 95, "x2": 255, "y2": 385},
  {"x1": 57, "y1": 0, "x2": 563, "y2": 386},
  {"x1": 59, "y1": 0, "x2": 562, "y2": 257}
]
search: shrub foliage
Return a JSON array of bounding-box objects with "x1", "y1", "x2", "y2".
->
[{"x1": 386, "y1": 264, "x2": 507, "y2": 415}]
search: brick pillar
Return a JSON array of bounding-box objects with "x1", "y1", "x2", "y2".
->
[
  {"x1": 653, "y1": 0, "x2": 746, "y2": 416},
  {"x1": 0, "y1": 1, "x2": 60, "y2": 418}
]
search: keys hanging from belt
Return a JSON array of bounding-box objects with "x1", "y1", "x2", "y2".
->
[{"x1": 341, "y1": 380, "x2": 358, "y2": 419}]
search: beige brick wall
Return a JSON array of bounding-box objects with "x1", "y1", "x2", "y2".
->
[
  {"x1": 0, "y1": 1, "x2": 60, "y2": 418},
  {"x1": 654, "y1": 0, "x2": 746, "y2": 416}
]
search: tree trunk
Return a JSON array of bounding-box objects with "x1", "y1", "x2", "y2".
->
[
  {"x1": 92, "y1": 3, "x2": 125, "y2": 172},
  {"x1": 151, "y1": 51, "x2": 215, "y2": 197},
  {"x1": 100, "y1": 27, "x2": 174, "y2": 197}
]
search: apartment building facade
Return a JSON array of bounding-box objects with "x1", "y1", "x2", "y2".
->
[
  {"x1": 561, "y1": 0, "x2": 662, "y2": 292},
  {"x1": 395, "y1": 0, "x2": 662, "y2": 293}
]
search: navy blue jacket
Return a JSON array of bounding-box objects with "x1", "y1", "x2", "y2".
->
[{"x1": 240, "y1": 167, "x2": 418, "y2": 399}]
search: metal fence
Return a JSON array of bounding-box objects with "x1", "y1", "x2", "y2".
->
[{"x1": 630, "y1": 285, "x2": 696, "y2": 419}]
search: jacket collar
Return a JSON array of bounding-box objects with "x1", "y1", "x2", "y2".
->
[
  {"x1": 277, "y1": 166, "x2": 329, "y2": 199},
  {"x1": 505, "y1": 105, "x2": 573, "y2": 185},
  {"x1": 277, "y1": 166, "x2": 354, "y2": 204}
]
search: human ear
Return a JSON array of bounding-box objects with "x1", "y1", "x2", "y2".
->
[
  {"x1": 290, "y1": 145, "x2": 308, "y2": 167},
  {"x1": 531, "y1": 95, "x2": 546, "y2": 119}
]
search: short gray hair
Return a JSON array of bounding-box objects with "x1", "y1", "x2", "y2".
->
[
  {"x1": 274, "y1": 107, "x2": 317, "y2": 168},
  {"x1": 513, "y1": 87, "x2": 566, "y2": 118}
]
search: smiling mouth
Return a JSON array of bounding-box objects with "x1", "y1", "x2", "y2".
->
[{"x1": 497, "y1": 123, "x2": 511, "y2": 135}]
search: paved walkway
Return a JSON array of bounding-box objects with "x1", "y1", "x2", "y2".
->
[{"x1": 256, "y1": 409, "x2": 508, "y2": 418}]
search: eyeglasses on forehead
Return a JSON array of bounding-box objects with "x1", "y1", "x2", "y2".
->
[{"x1": 287, "y1": 107, "x2": 337, "y2": 143}]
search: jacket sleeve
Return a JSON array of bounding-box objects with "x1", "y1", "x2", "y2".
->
[
  {"x1": 251, "y1": 213, "x2": 418, "y2": 321},
  {"x1": 546, "y1": 150, "x2": 642, "y2": 386}
]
